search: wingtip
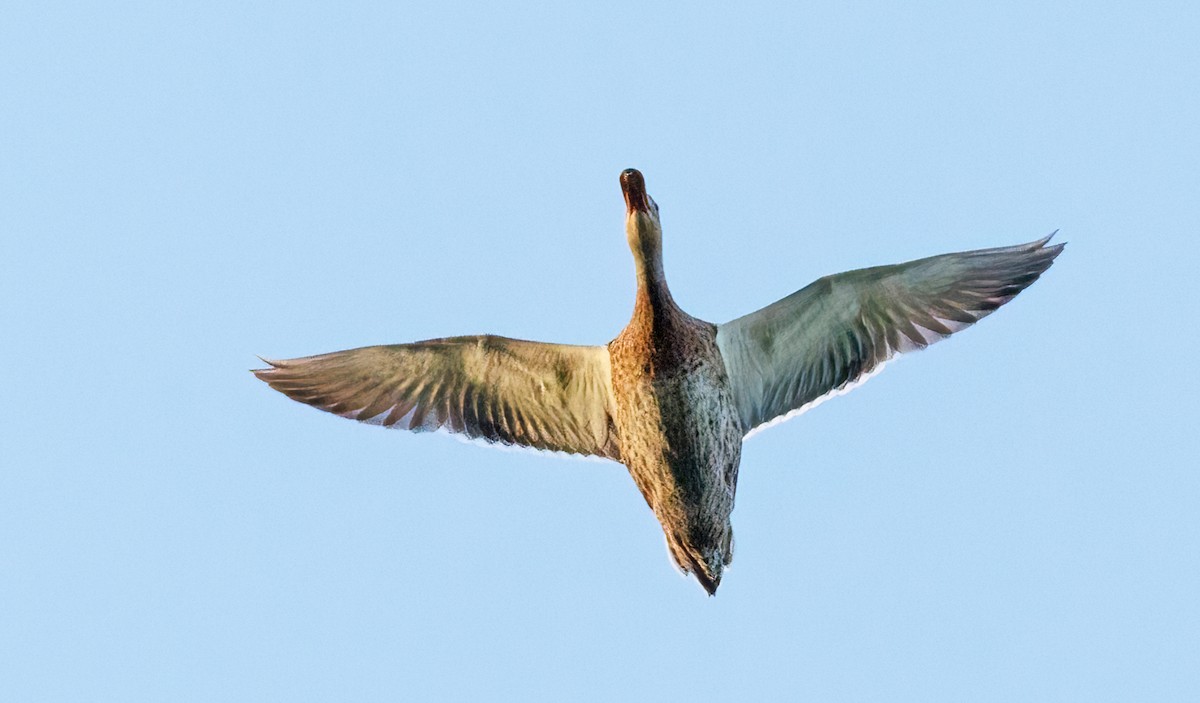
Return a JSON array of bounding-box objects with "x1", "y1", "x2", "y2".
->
[
  {"x1": 1027, "y1": 231, "x2": 1066, "y2": 264},
  {"x1": 1028, "y1": 230, "x2": 1058, "y2": 249},
  {"x1": 251, "y1": 355, "x2": 283, "y2": 378},
  {"x1": 1046, "y1": 230, "x2": 1069, "y2": 245},
  {"x1": 1041, "y1": 233, "x2": 1067, "y2": 261}
]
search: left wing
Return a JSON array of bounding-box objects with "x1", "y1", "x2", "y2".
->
[
  {"x1": 715, "y1": 234, "x2": 1064, "y2": 436},
  {"x1": 255, "y1": 335, "x2": 622, "y2": 459}
]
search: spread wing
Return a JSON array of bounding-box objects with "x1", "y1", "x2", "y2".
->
[
  {"x1": 715, "y1": 234, "x2": 1064, "y2": 436},
  {"x1": 254, "y1": 335, "x2": 622, "y2": 460}
]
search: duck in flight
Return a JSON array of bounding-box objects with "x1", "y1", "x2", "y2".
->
[{"x1": 255, "y1": 168, "x2": 1063, "y2": 595}]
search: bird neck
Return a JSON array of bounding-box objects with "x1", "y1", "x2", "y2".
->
[
  {"x1": 633, "y1": 247, "x2": 666, "y2": 290},
  {"x1": 627, "y1": 215, "x2": 681, "y2": 327},
  {"x1": 632, "y1": 254, "x2": 683, "y2": 328}
]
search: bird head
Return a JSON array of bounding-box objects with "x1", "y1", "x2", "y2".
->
[{"x1": 620, "y1": 168, "x2": 663, "y2": 273}]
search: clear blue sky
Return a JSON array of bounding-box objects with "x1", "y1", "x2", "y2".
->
[{"x1": 3, "y1": 1, "x2": 1198, "y2": 700}]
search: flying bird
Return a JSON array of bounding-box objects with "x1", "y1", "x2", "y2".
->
[{"x1": 254, "y1": 168, "x2": 1063, "y2": 594}]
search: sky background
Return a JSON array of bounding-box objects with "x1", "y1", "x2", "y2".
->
[{"x1": 3, "y1": 1, "x2": 1198, "y2": 700}]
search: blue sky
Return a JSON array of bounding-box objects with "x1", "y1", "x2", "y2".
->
[{"x1": 3, "y1": 1, "x2": 1198, "y2": 700}]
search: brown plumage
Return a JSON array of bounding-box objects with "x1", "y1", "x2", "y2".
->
[{"x1": 255, "y1": 168, "x2": 1063, "y2": 594}]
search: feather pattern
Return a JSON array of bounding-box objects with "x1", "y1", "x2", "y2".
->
[
  {"x1": 716, "y1": 234, "x2": 1065, "y2": 435},
  {"x1": 254, "y1": 336, "x2": 622, "y2": 460}
]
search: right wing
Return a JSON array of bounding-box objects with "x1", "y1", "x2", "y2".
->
[
  {"x1": 715, "y1": 234, "x2": 1064, "y2": 436},
  {"x1": 254, "y1": 335, "x2": 622, "y2": 460}
]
